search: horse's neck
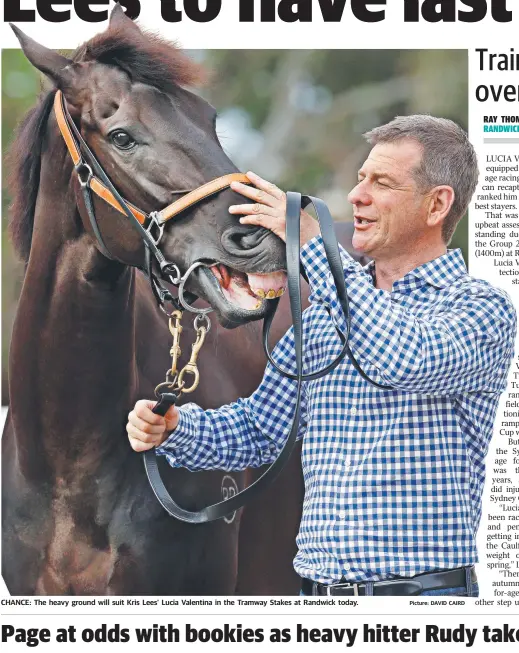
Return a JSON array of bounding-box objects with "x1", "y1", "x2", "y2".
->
[{"x1": 9, "y1": 146, "x2": 136, "y2": 475}]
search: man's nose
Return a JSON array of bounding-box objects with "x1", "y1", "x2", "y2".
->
[{"x1": 348, "y1": 180, "x2": 371, "y2": 206}]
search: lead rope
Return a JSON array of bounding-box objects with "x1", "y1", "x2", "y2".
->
[{"x1": 143, "y1": 192, "x2": 393, "y2": 524}]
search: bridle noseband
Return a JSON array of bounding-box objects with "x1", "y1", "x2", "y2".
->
[{"x1": 54, "y1": 89, "x2": 250, "y2": 313}]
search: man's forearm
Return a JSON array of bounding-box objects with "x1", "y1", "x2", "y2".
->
[{"x1": 156, "y1": 397, "x2": 287, "y2": 471}]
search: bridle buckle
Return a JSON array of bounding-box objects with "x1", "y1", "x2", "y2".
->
[
  {"x1": 75, "y1": 162, "x2": 93, "y2": 188},
  {"x1": 145, "y1": 211, "x2": 165, "y2": 247}
]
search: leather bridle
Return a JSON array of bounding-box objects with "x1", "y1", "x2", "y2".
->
[
  {"x1": 54, "y1": 89, "x2": 249, "y2": 312},
  {"x1": 55, "y1": 88, "x2": 392, "y2": 525}
]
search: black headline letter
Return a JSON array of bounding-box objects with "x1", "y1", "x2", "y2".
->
[
  {"x1": 239, "y1": 0, "x2": 254, "y2": 20},
  {"x1": 161, "y1": 0, "x2": 182, "y2": 21},
  {"x1": 184, "y1": 0, "x2": 222, "y2": 22},
  {"x1": 75, "y1": 0, "x2": 109, "y2": 22},
  {"x1": 421, "y1": 0, "x2": 455, "y2": 22},
  {"x1": 36, "y1": 0, "x2": 72, "y2": 22},
  {"x1": 261, "y1": 0, "x2": 277, "y2": 21},
  {"x1": 118, "y1": 0, "x2": 141, "y2": 19},
  {"x1": 279, "y1": 0, "x2": 312, "y2": 22},
  {"x1": 458, "y1": 0, "x2": 487, "y2": 22},
  {"x1": 491, "y1": 0, "x2": 512, "y2": 22},
  {"x1": 351, "y1": 0, "x2": 386, "y2": 22},
  {"x1": 318, "y1": 0, "x2": 348, "y2": 21},
  {"x1": 403, "y1": 0, "x2": 419, "y2": 21},
  {"x1": 4, "y1": 1, "x2": 35, "y2": 21}
]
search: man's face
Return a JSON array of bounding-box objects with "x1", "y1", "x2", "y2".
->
[{"x1": 348, "y1": 140, "x2": 431, "y2": 260}]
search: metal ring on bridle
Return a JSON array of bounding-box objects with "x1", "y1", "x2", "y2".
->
[
  {"x1": 159, "y1": 261, "x2": 182, "y2": 286},
  {"x1": 178, "y1": 261, "x2": 214, "y2": 314},
  {"x1": 194, "y1": 313, "x2": 211, "y2": 333}
]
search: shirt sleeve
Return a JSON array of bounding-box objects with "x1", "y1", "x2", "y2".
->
[
  {"x1": 155, "y1": 325, "x2": 308, "y2": 471},
  {"x1": 300, "y1": 235, "x2": 516, "y2": 395}
]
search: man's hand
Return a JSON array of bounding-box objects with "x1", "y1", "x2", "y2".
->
[
  {"x1": 229, "y1": 171, "x2": 321, "y2": 245},
  {"x1": 127, "y1": 399, "x2": 179, "y2": 452}
]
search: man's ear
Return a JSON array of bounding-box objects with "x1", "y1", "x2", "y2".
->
[
  {"x1": 10, "y1": 24, "x2": 80, "y2": 94},
  {"x1": 427, "y1": 186, "x2": 455, "y2": 228},
  {"x1": 109, "y1": 2, "x2": 141, "y2": 34}
]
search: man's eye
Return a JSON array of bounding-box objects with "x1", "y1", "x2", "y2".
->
[{"x1": 110, "y1": 130, "x2": 136, "y2": 150}]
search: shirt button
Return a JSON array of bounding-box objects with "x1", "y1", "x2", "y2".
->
[
  {"x1": 344, "y1": 458, "x2": 351, "y2": 467},
  {"x1": 350, "y1": 407, "x2": 357, "y2": 415},
  {"x1": 339, "y1": 510, "x2": 347, "y2": 519}
]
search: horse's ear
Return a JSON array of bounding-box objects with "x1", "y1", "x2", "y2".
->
[
  {"x1": 109, "y1": 3, "x2": 141, "y2": 33},
  {"x1": 10, "y1": 24, "x2": 78, "y2": 91}
]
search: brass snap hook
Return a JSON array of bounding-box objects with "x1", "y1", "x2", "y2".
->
[
  {"x1": 167, "y1": 310, "x2": 183, "y2": 378},
  {"x1": 176, "y1": 366, "x2": 200, "y2": 394},
  {"x1": 176, "y1": 321, "x2": 207, "y2": 393}
]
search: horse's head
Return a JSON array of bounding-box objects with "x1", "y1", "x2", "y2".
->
[{"x1": 12, "y1": 6, "x2": 286, "y2": 328}]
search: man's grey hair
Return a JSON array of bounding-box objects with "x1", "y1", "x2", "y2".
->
[{"x1": 364, "y1": 115, "x2": 478, "y2": 243}]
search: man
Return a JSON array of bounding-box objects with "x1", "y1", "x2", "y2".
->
[{"x1": 127, "y1": 116, "x2": 516, "y2": 597}]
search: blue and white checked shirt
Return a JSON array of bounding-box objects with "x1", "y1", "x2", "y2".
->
[{"x1": 157, "y1": 236, "x2": 516, "y2": 584}]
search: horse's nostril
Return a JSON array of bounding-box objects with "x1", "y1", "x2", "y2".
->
[
  {"x1": 228, "y1": 231, "x2": 245, "y2": 246},
  {"x1": 240, "y1": 232, "x2": 263, "y2": 249},
  {"x1": 221, "y1": 226, "x2": 266, "y2": 253}
]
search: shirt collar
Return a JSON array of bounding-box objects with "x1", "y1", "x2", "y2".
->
[{"x1": 363, "y1": 249, "x2": 467, "y2": 290}]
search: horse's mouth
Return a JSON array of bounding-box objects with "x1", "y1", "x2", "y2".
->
[
  {"x1": 193, "y1": 263, "x2": 287, "y2": 326},
  {"x1": 209, "y1": 264, "x2": 287, "y2": 311}
]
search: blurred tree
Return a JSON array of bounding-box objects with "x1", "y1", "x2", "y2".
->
[
  {"x1": 204, "y1": 49, "x2": 468, "y2": 257},
  {"x1": 2, "y1": 50, "x2": 43, "y2": 404}
]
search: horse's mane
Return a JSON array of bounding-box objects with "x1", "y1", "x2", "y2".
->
[
  {"x1": 8, "y1": 23, "x2": 205, "y2": 262},
  {"x1": 75, "y1": 24, "x2": 204, "y2": 93},
  {"x1": 8, "y1": 90, "x2": 55, "y2": 262}
]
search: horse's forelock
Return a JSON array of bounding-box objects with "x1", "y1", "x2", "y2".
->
[
  {"x1": 75, "y1": 24, "x2": 206, "y2": 93},
  {"x1": 7, "y1": 90, "x2": 56, "y2": 262}
]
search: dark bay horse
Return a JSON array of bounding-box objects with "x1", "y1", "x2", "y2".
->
[{"x1": 2, "y1": 7, "x2": 363, "y2": 595}]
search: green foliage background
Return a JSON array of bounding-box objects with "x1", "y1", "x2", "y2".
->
[{"x1": 1, "y1": 48, "x2": 469, "y2": 403}]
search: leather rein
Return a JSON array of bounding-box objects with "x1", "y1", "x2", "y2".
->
[{"x1": 55, "y1": 89, "x2": 391, "y2": 525}]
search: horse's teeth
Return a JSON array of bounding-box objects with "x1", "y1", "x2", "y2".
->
[
  {"x1": 252, "y1": 287, "x2": 285, "y2": 299},
  {"x1": 253, "y1": 300, "x2": 262, "y2": 310}
]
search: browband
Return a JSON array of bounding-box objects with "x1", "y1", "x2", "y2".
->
[{"x1": 53, "y1": 90, "x2": 250, "y2": 226}]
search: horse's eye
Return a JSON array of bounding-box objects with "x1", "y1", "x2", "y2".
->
[{"x1": 110, "y1": 130, "x2": 136, "y2": 150}]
